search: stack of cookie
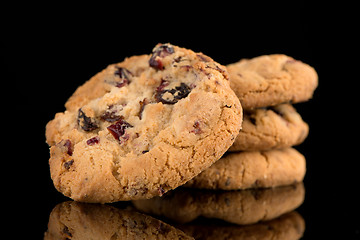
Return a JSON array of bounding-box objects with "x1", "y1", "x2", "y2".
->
[
  {"x1": 45, "y1": 43, "x2": 317, "y2": 207},
  {"x1": 185, "y1": 54, "x2": 318, "y2": 191},
  {"x1": 132, "y1": 54, "x2": 317, "y2": 231}
]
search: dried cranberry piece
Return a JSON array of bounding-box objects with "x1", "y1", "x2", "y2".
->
[
  {"x1": 149, "y1": 44, "x2": 174, "y2": 70},
  {"x1": 101, "y1": 105, "x2": 123, "y2": 122},
  {"x1": 63, "y1": 139, "x2": 73, "y2": 156},
  {"x1": 107, "y1": 119, "x2": 133, "y2": 141},
  {"x1": 191, "y1": 121, "x2": 202, "y2": 134},
  {"x1": 114, "y1": 67, "x2": 132, "y2": 87},
  {"x1": 101, "y1": 111, "x2": 122, "y2": 122},
  {"x1": 86, "y1": 136, "x2": 100, "y2": 146},
  {"x1": 64, "y1": 160, "x2": 74, "y2": 170},
  {"x1": 155, "y1": 82, "x2": 191, "y2": 104},
  {"x1": 156, "y1": 79, "x2": 170, "y2": 92},
  {"x1": 77, "y1": 108, "x2": 99, "y2": 132}
]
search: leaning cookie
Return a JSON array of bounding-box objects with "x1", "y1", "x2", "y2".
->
[
  {"x1": 45, "y1": 43, "x2": 242, "y2": 203},
  {"x1": 227, "y1": 54, "x2": 318, "y2": 110},
  {"x1": 184, "y1": 148, "x2": 305, "y2": 190},
  {"x1": 44, "y1": 201, "x2": 193, "y2": 239},
  {"x1": 229, "y1": 104, "x2": 308, "y2": 151},
  {"x1": 132, "y1": 183, "x2": 304, "y2": 225}
]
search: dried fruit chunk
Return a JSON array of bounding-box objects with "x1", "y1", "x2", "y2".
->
[
  {"x1": 107, "y1": 119, "x2": 133, "y2": 141},
  {"x1": 101, "y1": 105, "x2": 123, "y2": 122},
  {"x1": 114, "y1": 67, "x2": 132, "y2": 87},
  {"x1": 191, "y1": 120, "x2": 202, "y2": 134},
  {"x1": 86, "y1": 136, "x2": 100, "y2": 146},
  {"x1": 63, "y1": 160, "x2": 74, "y2": 170},
  {"x1": 59, "y1": 139, "x2": 73, "y2": 156},
  {"x1": 155, "y1": 82, "x2": 191, "y2": 104},
  {"x1": 77, "y1": 108, "x2": 99, "y2": 131},
  {"x1": 149, "y1": 44, "x2": 174, "y2": 70}
]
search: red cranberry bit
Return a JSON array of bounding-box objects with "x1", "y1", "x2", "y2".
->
[
  {"x1": 156, "y1": 79, "x2": 170, "y2": 92},
  {"x1": 107, "y1": 119, "x2": 133, "y2": 141},
  {"x1": 101, "y1": 105, "x2": 123, "y2": 122},
  {"x1": 86, "y1": 136, "x2": 100, "y2": 146},
  {"x1": 191, "y1": 121, "x2": 202, "y2": 134},
  {"x1": 149, "y1": 44, "x2": 174, "y2": 70},
  {"x1": 149, "y1": 58, "x2": 164, "y2": 70},
  {"x1": 63, "y1": 139, "x2": 73, "y2": 156},
  {"x1": 114, "y1": 67, "x2": 132, "y2": 88}
]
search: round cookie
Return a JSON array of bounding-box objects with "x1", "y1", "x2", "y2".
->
[
  {"x1": 229, "y1": 103, "x2": 309, "y2": 151},
  {"x1": 44, "y1": 201, "x2": 193, "y2": 239},
  {"x1": 227, "y1": 54, "x2": 318, "y2": 110},
  {"x1": 45, "y1": 43, "x2": 242, "y2": 203},
  {"x1": 132, "y1": 183, "x2": 305, "y2": 225},
  {"x1": 184, "y1": 148, "x2": 305, "y2": 190}
]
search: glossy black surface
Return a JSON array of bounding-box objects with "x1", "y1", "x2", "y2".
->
[{"x1": 5, "y1": 2, "x2": 359, "y2": 238}]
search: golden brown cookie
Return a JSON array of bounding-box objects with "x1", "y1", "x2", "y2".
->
[
  {"x1": 133, "y1": 183, "x2": 304, "y2": 225},
  {"x1": 44, "y1": 201, "x2": 193, "y2": 239},
  {"x1": 185, "y1": 148, "x2": 306, "y2": 190},
  {"x1": 229, "y1": 103, "x2": 308, "y2": 151},
  {"x1": 45, "y1": 43, "x2": 242, "y2": 203},
  {"x1": 227, "y1": 54, "x2": 318, "y2": 110}
]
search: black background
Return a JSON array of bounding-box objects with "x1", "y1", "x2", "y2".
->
[{"x1": 4, "y1": 2, "x2": 359, "y2": 239}]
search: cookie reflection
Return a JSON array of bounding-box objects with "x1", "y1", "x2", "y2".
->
[
  {"x1": 44, "y1": 201, "x2": 193, "y2": 239},
  {"x1": 180, "y1": 211, "x2": 304, "y2": 240},
  {"x1": 132, "y1": 183, "x2": 304, "y2": 225}
]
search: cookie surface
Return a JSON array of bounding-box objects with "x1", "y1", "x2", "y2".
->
[
  {"x1": 229, "y1": 104, "x2": 308, "y2": 151},
  {"x1": 185, "y1": 148, "x2": 305, "y2": 190},
  {"x1": 44, "y1": 201, "x2": 193, "y2": 239},
  {"x1": 132, "y1": 183, "x2": 304, "y2": 225},
  {"x1": 227, "y1": 54, "x2": 318, "y2": 109},
  {"x1": 45, "y1": 43, "x2": 242, "y2": 203}
]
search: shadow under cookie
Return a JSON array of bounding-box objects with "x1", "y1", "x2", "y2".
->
[{"x1": 132, "y1": 183, "x2": 304, "y2": 225}]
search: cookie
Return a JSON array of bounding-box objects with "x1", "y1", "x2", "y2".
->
[
  {"x1": 44, "y1": 201, "x2": 193, "y2": 239},
  {"x1": 185, "y1": 148, "x2": 305, "y2": 190},
  {"x1": 229, "y1": 104, "x2": 308, "y2": 151},
  {"x1": 227, "y1": 54, "x2": 318, "y2": 109},
  {"x1": 45, "y1": 43, "x2": 242, "y2": 203},
  {"x1": 132, "y1": 183, "x2": 304, "y2": 225},
  {"x1": 180, "y1": 211, "x2": 305, "y2": 240}
]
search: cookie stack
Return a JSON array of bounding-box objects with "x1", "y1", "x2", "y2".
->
[
  {"x1": 45, "y1": 44, "x2": 317, "y2": 206},
  {"x1": 132, "y1": 54, "x2": 316, "y2": 232},
  {"x1": 185, "y1": 54, "x2": 318, "y2": 190}
]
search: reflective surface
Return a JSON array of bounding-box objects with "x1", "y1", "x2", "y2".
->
[{"x1": 44, "y1": 184, "x2": 305, "y2": 239}]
